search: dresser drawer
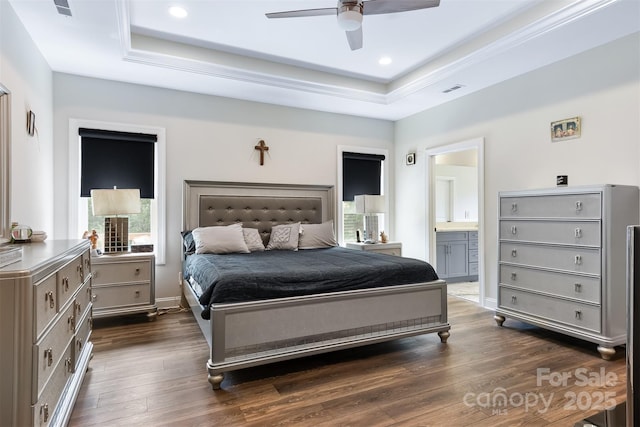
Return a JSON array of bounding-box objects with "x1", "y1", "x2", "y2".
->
[
  {"x1": 74, "y1": 310, "x2": 92, "y2": 370},
  {"x1": 74, "y1": 279, "x2": 92, "y2": 321},
  {"x1": 32, "y1": 342, "x2": 73, "y2": 427},
  {"x1": 500, "y1": 220, "x2": 601, "y2": 246},
  {"x1": 499, "y1": 287, "x2": 601, "y2": 333},
  {"x1": 34, "y1": 273, "x2": 58, "y2": 340},
  {"x1": 500, "y1": 242, "x2": 601, "y2": 275},
  {"x1": 499, "y1": 265, "x2": 601, "y2": 303},
  {"x1": 57, "y1": 255, "x2": 85, "y2": 309},
  {"x1": 92, "y1": 260, "x2": 151, "y2": 285},
  {"x1": 34, "y1": 303, "x2": 75, "y2": 398},
  {"x1": 500, "y1": 193, "x2": 601, "y2": 219},
  {"x1": 93, "y1": 283, "x2": 151, "y2": 309}
]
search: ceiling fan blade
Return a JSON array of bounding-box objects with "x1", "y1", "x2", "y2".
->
[
  {"x1": 363, "y1": 0, "x2": 440, "y2": 15},
  {"x1": 345, "y1": 27, "x2": 363, "y2": 51},
  {"x1": 266, "y1": 7, "x2": 337, "y2": 19}
]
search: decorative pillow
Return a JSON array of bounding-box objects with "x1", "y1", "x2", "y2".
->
[
  {"x1": 192, "y1": 223, "x2": 250, "y2": 254},
  {"x1": 242, "y1": 227, "x2": 265, "y2": 252},
  {"x1": 181, "y1": 230, "x2": 195, "y2": 254},
  {"x1": 266, "y1": 222, "x2": 300, "y2": 251},
  {"x1": 299, "y1": 221, "x2": 337, "y2": 249}
]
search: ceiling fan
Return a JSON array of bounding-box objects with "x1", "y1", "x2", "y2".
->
[{"x1": 266, "y1": 0, "x2": 440, "y2": 51}]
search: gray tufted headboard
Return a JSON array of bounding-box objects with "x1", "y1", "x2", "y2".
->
[{"x1": 183, "y1": 181, "x2": 336, "y2": 244}]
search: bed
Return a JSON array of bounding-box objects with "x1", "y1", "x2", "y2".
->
[{"x1": 181, "y1": 180, "x2": 450, "y2": 389}]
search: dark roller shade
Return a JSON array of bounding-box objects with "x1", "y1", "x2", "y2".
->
[
  {"x1": 342, "y1": 152, "x2": 385, "y2": 201},
  {"x1": 79, "y1": 128, "x2": 156, "y2": 198}
]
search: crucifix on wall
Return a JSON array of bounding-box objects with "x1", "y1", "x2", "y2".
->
[{"x1": 254, "y1": 139, "x2": 269, "y2": 165}]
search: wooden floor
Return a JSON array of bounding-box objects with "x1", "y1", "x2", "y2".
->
[{"x1": 69, "y1": 297, "x2": 626, "y2": 426}]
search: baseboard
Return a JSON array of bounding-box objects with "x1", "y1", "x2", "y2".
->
[
  {"x1": 482, "y1": 297, "x2": 497, "y2": 310},
  {"x1": 156, "y1": 296, "x2": 182, "y2": 309}
]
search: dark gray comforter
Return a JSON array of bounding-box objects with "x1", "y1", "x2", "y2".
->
[{"x1": 183, "y1": 247, "x2": 439, "y2": 319}]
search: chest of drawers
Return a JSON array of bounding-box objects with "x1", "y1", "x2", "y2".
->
[
  {"x1": 495, "y1": 185, "x2": 639, "y2": 359},
  {"x1": 0, "y1": 240, "x2": 93, "y2": 427}
]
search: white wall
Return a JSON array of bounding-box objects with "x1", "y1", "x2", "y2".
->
[
  {"x1": 0, "y1": 2, "x2": 54, "y2": 233},
  {"x1": 52, "y1": 74, "x2": 394, "y2": 304},
  {"x1": 395, "y1": 33, "x2": 640, "y2": 306},
  {"x1": 435, "y1": 164, "x2": 478, "y2": 222}
]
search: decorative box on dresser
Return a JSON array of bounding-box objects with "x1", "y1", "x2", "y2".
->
[
  {"x1": 0, "y1": 240, "x2": 93, "y2": 427},
  {"x1": 91, "y1": 252, "x2": 156, "y2": 319},
  {"x1": 495, "y1": 185, "x2": 639, "y2": 359},
  {"x1": 345, "y1": 241, "x2": 402, "y2": 256}
]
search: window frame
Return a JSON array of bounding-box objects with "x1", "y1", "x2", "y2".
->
[
  {"x1": 336, "y1": 145, "x2": 389, "y2": 245},
  {"x1": 68, "y1": 119, "x2": 166, "y2": 264}
]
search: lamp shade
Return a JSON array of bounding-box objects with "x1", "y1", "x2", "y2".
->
[
  {"x1": 354, "y1": 195, "x2": 386, "y2": 214},
  {"x1": 91, "y1": 189, "x2": 141, "y2": 216}
]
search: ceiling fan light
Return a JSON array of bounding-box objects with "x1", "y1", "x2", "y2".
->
[{"x1": 337, "y1": 9, "x2": 363, "y2": 31}]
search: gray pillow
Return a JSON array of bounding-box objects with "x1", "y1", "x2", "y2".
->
[
  {"x1": 299, "y1": 221, "x2": 337, "y2": 249},
  {"x1": 266, "y1": 222, "x2": 300, "y2": 251},
  {"x1": 242, "y1": 227, "x2": 265, "y2": 252},
  {"x1": 192, "y1": 223, "x2": 250, "y2": 254}
]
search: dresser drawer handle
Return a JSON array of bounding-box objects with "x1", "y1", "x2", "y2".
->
[
  {"x1": 65, "y1": 357, "x2": 73, "y2": 372},
  {"x1": 575, "y1": 310, "x2": 582, "y2": 320},
  {"x1": 62, "y1": 277, "x2": 69, "y2": 291},
  {"x1": 77, "y1": 340, "x2": 83, "y2": 352},
  {"x1": 75, "y1": 301, "x2": 82, "y2": 314},
  {"x1": 45, "y1": 291, "x2": 55, "y2": 309},
  {"x1": 68, "y1": 315, "x2": 76, "y2": 332},
  {"x1": 574, "y1": 228, "x2": 582, "y2": 238},
  {"x1": 511, "y1": 226, "x2": 517, "y2": 235},
  {"x1": 135, "y1": 268, "x2": 141, "y2": 275},
  {"x1": 511, "y1": 249, "x2": 517, "y2": 258},
  {"x1": 576, "y1": 201, "x2": 582, "y2": 212},
  {"x1": 511, "y1": 295, "x2": 517, "y2": 304},
  {"x1": 40, "y1": 404, "x2": 49, "y2": 423},
  {"x1": 511, "y1": 203, "x2": 518, "y2": 213},
  {"x1": 575, "y1": 283, "x2": 582, "y2": 292},
  {"x1": 511, "y1": 272, "x2": 517, "y2": 280},
  {"x1": 575, "y1": 255, "x2": 582, "y2": 265},
  {"x1": 44, "y1": 348, "x2": 53, "y2": 367}
]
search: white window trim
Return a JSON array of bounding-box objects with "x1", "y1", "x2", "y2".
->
[
  {"x1": 336, "y1": 145, "x2": 389, "y2": 245},
  {"x1": 67, "y1": 118, "x2": 166, "y2": 264}
]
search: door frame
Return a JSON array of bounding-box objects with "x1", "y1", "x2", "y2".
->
[{"x1": 425, "y1": 137, "x2": 485, "y2": 305}]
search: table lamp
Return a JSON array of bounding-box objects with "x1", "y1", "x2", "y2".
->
[
  {"x1": 355, "y1": 194, "x2": 386, "y2": 243},
  {"x1": 91, "y1": 188, "x2": 141, "y2": 253}
]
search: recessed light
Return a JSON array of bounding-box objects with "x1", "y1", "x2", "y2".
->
[
  {"x1": 168, "y1": 6, "x2": 188, "y2": 18},
  {"x1": 378, "y1": 56, "x2": 392, "y2": 66}
]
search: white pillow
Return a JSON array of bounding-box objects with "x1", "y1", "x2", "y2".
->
[
  {"x1": 299, "y1": 221, "x2": 337, "y2": 249},
  {"x1": 242, "y1": 227, "x2": 265, "y2": 252},
  {"x1": 192, "y1": 223, "x2": 250, "y2": 254},
  {"x1": 266, "y1": 222, "x2": 300, "y2": 251}
]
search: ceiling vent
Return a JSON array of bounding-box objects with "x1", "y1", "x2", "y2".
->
[
  {"x1": 442, "y1": 84, "x2": 464, "y2": 94},
  {"x1": 53, "y1": 0, "x2": 72, "y2": 16}
]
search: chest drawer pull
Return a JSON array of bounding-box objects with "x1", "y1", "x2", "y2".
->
[
  {"x1": 68, "y1": 315, "x2": 76, "y2": 332},
  {"x1": 575, "y1": 283, "x2": 582, "y2": 292},
  {"x1": 576, "y1": 201, "x2": 582, "y2": 212},
  {"x1": 62, "y1": 277, "x2": 69, "y2": 291},
  {"x1": 65, "y1": 357, "x2": 73, "y2": 372},
  {"x1": 575, "y1": 310, "x2": 582, "y2": 320},
  {"x1": 511, "y1": 272, "x2": 517, "y2": 280},
  {"x1": 135, "y1": 268, "x2": 141, "y2": 275},
  {"x1": 511, "y1": 203, "x2": 518, "y2": 213},
  {"x1": 511, "y1": 225, "x2": 517, "y2": 235},
  {"x1": 575, "y1": 255, "x2": 582, "y2": 265},
  {"x1": 511, "y1": 249, "x2": 517, "y2": 258},
  {"x1": 575, "y1": 228, "x2": 582, "y2": 238},
  {"x1": 511, "y1": 295, "x2": 517, "y2": 304},
  {"x1": 44, "y1": 348, "x2": 53, "y2": 367},
  {"x1": 40, "y1": 403, "x2": 49, "y2": 423},
  {"x1": 45, "y1": 291, "x2": 55, "y2": 309}
]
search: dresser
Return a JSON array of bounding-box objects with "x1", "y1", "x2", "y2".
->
[
  {"x1": 435, "y1": 231, "x2": 478, "y2": 282},
  {"x1": 91, "y1": 252, "x2": 156, "y2": 319},
  {"x1": 345, "y1": 241, "x2": 402, "y2": 256},
  {"x1": 495, "y1": 185, "x2": 639, "y2": 359},
  {"x1": 0, "y1": 240, "x2": 93, "y2": 427}
]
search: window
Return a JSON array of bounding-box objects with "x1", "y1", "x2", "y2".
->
[
  {"x1": 68, "y1": 119, "x2": 166, "y2": 264},
  {"x1": 338, "y1": 148, "x2": 387, "y2": 243}
]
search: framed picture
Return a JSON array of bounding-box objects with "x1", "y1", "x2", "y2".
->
[
  {"x1": 551, "y1": 116, "x2": 580, "y2": 142},
  {"x1": 406, "y1": 152, "x2": 416, "y2": 165}
]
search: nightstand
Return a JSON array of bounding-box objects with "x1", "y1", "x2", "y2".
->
[
  {"x1": 91, "y1": 252, "x2": 157, "y2": 319},
  {"x1": 345, "y1": 241, "x2": 402, "y2": 257}
]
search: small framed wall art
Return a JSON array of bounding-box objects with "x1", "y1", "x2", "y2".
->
[
  {"x1": 406, "y1": 152, "x2": 416, "y2": 165},
  {"x1": 551, "y1": 116, "x2": 581, "y2": 142}
]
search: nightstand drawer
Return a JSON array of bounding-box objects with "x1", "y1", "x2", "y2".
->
[
  {"x1": 92, "y1": 260, "x2": 151, "y2": 285},
  {"x1": 93, "y1": 284, "x2": 151, "y2": 309}
]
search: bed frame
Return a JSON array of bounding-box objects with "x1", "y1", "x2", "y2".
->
[{"x1": 181, "y1": 180, "x2": 450, "y2": 390}]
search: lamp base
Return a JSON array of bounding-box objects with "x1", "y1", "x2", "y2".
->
[
  {"x1": 103, "y1": 217, "x2": 129, "y2": 253},
  {"x1": 364, "y1": 215, "x2": 379, "y2": 243}
]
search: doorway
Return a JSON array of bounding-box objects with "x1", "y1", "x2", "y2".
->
[{"x1": 425, "y1": 138, "x2": 484, "y2": 305}]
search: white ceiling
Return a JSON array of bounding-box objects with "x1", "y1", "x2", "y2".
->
[{"x1": 7, "y1": 0, "x2": 640, "y2": 120}]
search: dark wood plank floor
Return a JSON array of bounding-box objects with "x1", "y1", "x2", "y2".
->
[{"x1": 69, "y1": 297, "x2": 626, "y2": 426}]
